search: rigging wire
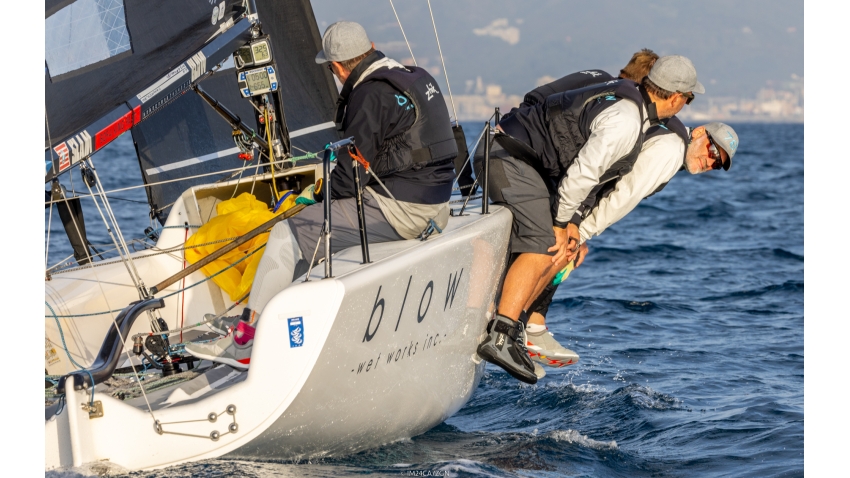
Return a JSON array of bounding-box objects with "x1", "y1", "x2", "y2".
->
[
  {"x1": 79, "y1": 161, "x2": 146, "y2": 296},
  {"x1": 426, "y1": 0, "x2": 458, "y2": 123},
  {"x1": 389, "y1": 0, "x2": 417, "y2": 66},
  {"x1": 51, "y1": 233, "x2": 247, "y2": 275},
  {"x1": 45, "y1": 209, "x2": 160, "y2": 422},
  {"x1": 44, "y1": 152, "x2": 322, "y2": 208},
  {"x1": 45, "y1": 193, "x2": 53, "y2": 272},
  {"x1": 451, "y1": 122, "x2": 488, "y2": 191},
  {"x1": 45, "y1": 108, "x2": 56, "y2": 270},
  {"x1": 88, "y1": 160, "x2": 149, "y2": 293}
]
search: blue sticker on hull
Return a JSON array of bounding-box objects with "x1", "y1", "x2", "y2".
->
[{"x1": 288, "y1": 317, "x2": 304, "y2": 347}]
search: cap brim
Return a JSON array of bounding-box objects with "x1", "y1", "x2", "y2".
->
[
  {"x1": 692, "y1": 80, "x2": 706, "y2": 94},
  {"x1": 315, "y1": 50, "x2": 329, "y2": 64}
]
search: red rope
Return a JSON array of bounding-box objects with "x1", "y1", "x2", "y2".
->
[{"x1": 348, "y1": 145, "x2": 370, "y2": 171}]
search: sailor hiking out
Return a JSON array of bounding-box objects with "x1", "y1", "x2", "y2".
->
[
  {"x1": 187, "y1": 21, "x2": 458, "y2": 368},
  {"x1": 493, "y1": 50, "x2": 740, "y2": 372},
  {"x1": 475, "y1": 55, "x2": 708, "y2": 384}
]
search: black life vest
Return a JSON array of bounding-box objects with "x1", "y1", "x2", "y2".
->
[
  {"x1": 543, "y1": 79, "x2": 650, "y2": 179},
  {"x1": 522, "y1": 69, "x2": 614, "y2": 107},
  {"x1": 642, "y1": 115, "x2": 689, "y2": 198},
  {"x1": 543, "y1": 80, "x2": 658, "y2": 221},
  {"x1": 341, "y1": 63, "x2": 457, "y2": 176}
]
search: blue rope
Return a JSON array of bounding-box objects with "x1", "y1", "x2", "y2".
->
[{"x1": 272, "y1": 191, "x2": 294, "y2": 213}]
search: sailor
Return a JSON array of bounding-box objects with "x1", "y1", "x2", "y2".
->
[
  {"x1": 525, "y1": 120, "x2": 740, "y2": 368},
  {"x1": 492, "y1": 48, "x2": 659, "y2": 367},
  {"x1": 495, "y1": 50, "x2": 740, "y2": 371},
  {"x1": 475, "y1": 55, "x2": 705, "y2": 384},
  {"x1": 185, "y1": 21, "x2": 457, "y2": 369}
]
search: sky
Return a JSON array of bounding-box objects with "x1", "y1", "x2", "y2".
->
[{"x1": 311, "y1": 0, "x2": 803, "y2": 99}]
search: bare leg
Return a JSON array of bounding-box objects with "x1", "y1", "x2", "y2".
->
[
  {"x1": 522, "y1": 254, "x2": 572, "y2": 310},
  {"x1": 497, "y1": 253, "x2": 561, "y2": 320},
  {"x1": 528, "y1": 311, "x2": 546, "y2": 326}
]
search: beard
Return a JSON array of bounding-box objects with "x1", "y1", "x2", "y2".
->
[{"x1": 683, "y1": 140, "x2": 705, "y2": 174}]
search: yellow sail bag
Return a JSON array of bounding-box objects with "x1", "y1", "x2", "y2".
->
[{"x1": 184, "y1": 192, "x2": 293, "y2": 301}]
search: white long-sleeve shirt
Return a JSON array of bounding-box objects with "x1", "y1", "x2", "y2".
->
[
  {"x1": 579, "y1": 131, "x2": 686, "y2": 242},
  {"x1": 555, "y1": 100, "x2": 648, "y2": 224}
]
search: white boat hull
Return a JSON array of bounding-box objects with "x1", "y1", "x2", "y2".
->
[{"x1": 46, "y1": 197, "x2": 512, "y2": 471}]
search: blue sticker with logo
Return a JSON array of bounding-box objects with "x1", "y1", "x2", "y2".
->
[{"x1": 288, "y1": 317, "x2": 304, "y2": 347}]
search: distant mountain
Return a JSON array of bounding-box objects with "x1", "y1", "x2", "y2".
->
[{"x1": 310, "y1": 0, "x2": 803, "y2": 100}]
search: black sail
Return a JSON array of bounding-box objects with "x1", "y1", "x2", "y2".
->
[
  {"x1": 131, "y1": 62, "x2": 259, "y2": 224},
  {"x1": 45, "y1": 0, "x2": 246, "y2": 149},
  {"x1": 130, "y1": 0, "x2": 340, "y2": 222},
  {"x1": 255, "y1": 0, "x2": 340, "y2": 153}
]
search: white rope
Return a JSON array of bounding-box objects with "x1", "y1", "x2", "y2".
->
[
  {"x1": 426, "y1": 0, "x2": 458, "y2": 123},
  {"x1": 389, "y1": 0, "x2": 417, "y2": 66}
]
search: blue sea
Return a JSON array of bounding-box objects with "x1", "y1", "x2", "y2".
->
[{"x1": 45, "y1": 122, "x2": 803, "y2": 477}]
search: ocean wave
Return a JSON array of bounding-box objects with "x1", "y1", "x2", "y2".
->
[
  {"x1": 606, "y1": 384, "x2": 684, "y2": 411},
  {"x1": 701, "y1": 280, "x2": 803, "y2": 301},
  {"x1": 435, "y1": 459, "x2": 512, "y2": 477},
  {"x1": 546, "y1": 429, "x2": 618, "y2": 450},
  {"x1": 46, "y1": 461, "x2": 130, "y2": 477},
  {"x1": 772, "y1": 248, "x2": 804, "y2": 261}
]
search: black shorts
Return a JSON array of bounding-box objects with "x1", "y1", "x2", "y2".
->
[{"x1": 478, "y1": 141, "x2": 556, "y2": 255}]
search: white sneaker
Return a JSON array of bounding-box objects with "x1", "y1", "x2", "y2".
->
[{"x1": 526, "y1": 328, "x2": 579, "y2": 367}]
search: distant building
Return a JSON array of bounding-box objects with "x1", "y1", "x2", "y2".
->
[
  {"x1": 450, "y1": 76, "x2": 804, "y2": 123},
  {"x1": 450, "y1": 76, "x2": 522, "y2": 122}
]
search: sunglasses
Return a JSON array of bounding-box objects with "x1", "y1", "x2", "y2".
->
[
  {"x1": 326, "y1": 63, "x2": 334, "y2": 73},
  {"x1": 706, "y1": 132, "x2": 725, "y2": 170},
  {"x1": 680, "y1": 91, "x2": 695, "y2": 105}
]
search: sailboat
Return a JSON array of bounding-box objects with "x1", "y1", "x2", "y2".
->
[{"x1": 44, "y1": 0, "x2": 511, "y2": 471}]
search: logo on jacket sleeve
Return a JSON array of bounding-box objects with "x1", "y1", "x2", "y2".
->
[
  {"x1": 288, "y1": 317, "x2": 304, "y2": 347},
  {"x1": 580, "y1": 70, "x2": 602, "y2": 77},
  {"x1": 425, "y1": 83, "x2": 439, "y2": 101}
]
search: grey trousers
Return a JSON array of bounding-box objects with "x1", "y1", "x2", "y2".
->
[{"x1": 287, "y1": 190, "x2": 404, "y2": 264}]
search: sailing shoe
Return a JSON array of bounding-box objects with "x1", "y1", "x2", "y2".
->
[
  {"x1": 525, "y1": 328, "x2": 580, "y2": 367},
  {"x1": 184, "y1": 326, "x2": 254, "y2": 370},
  {"x1": 476, "y1": 314, "x2": 538, "y2": 384}
]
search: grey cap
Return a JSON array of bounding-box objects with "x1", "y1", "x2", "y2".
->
[
  {"x1": 315, "y1": 21, "x2": 372, "y2": 64},
  {"x1": 647, "y1": 55, "x2": 706, "y2": 95},
  {"x1": 704, "y1": 122, "x2": 739, "y2": 170}
]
